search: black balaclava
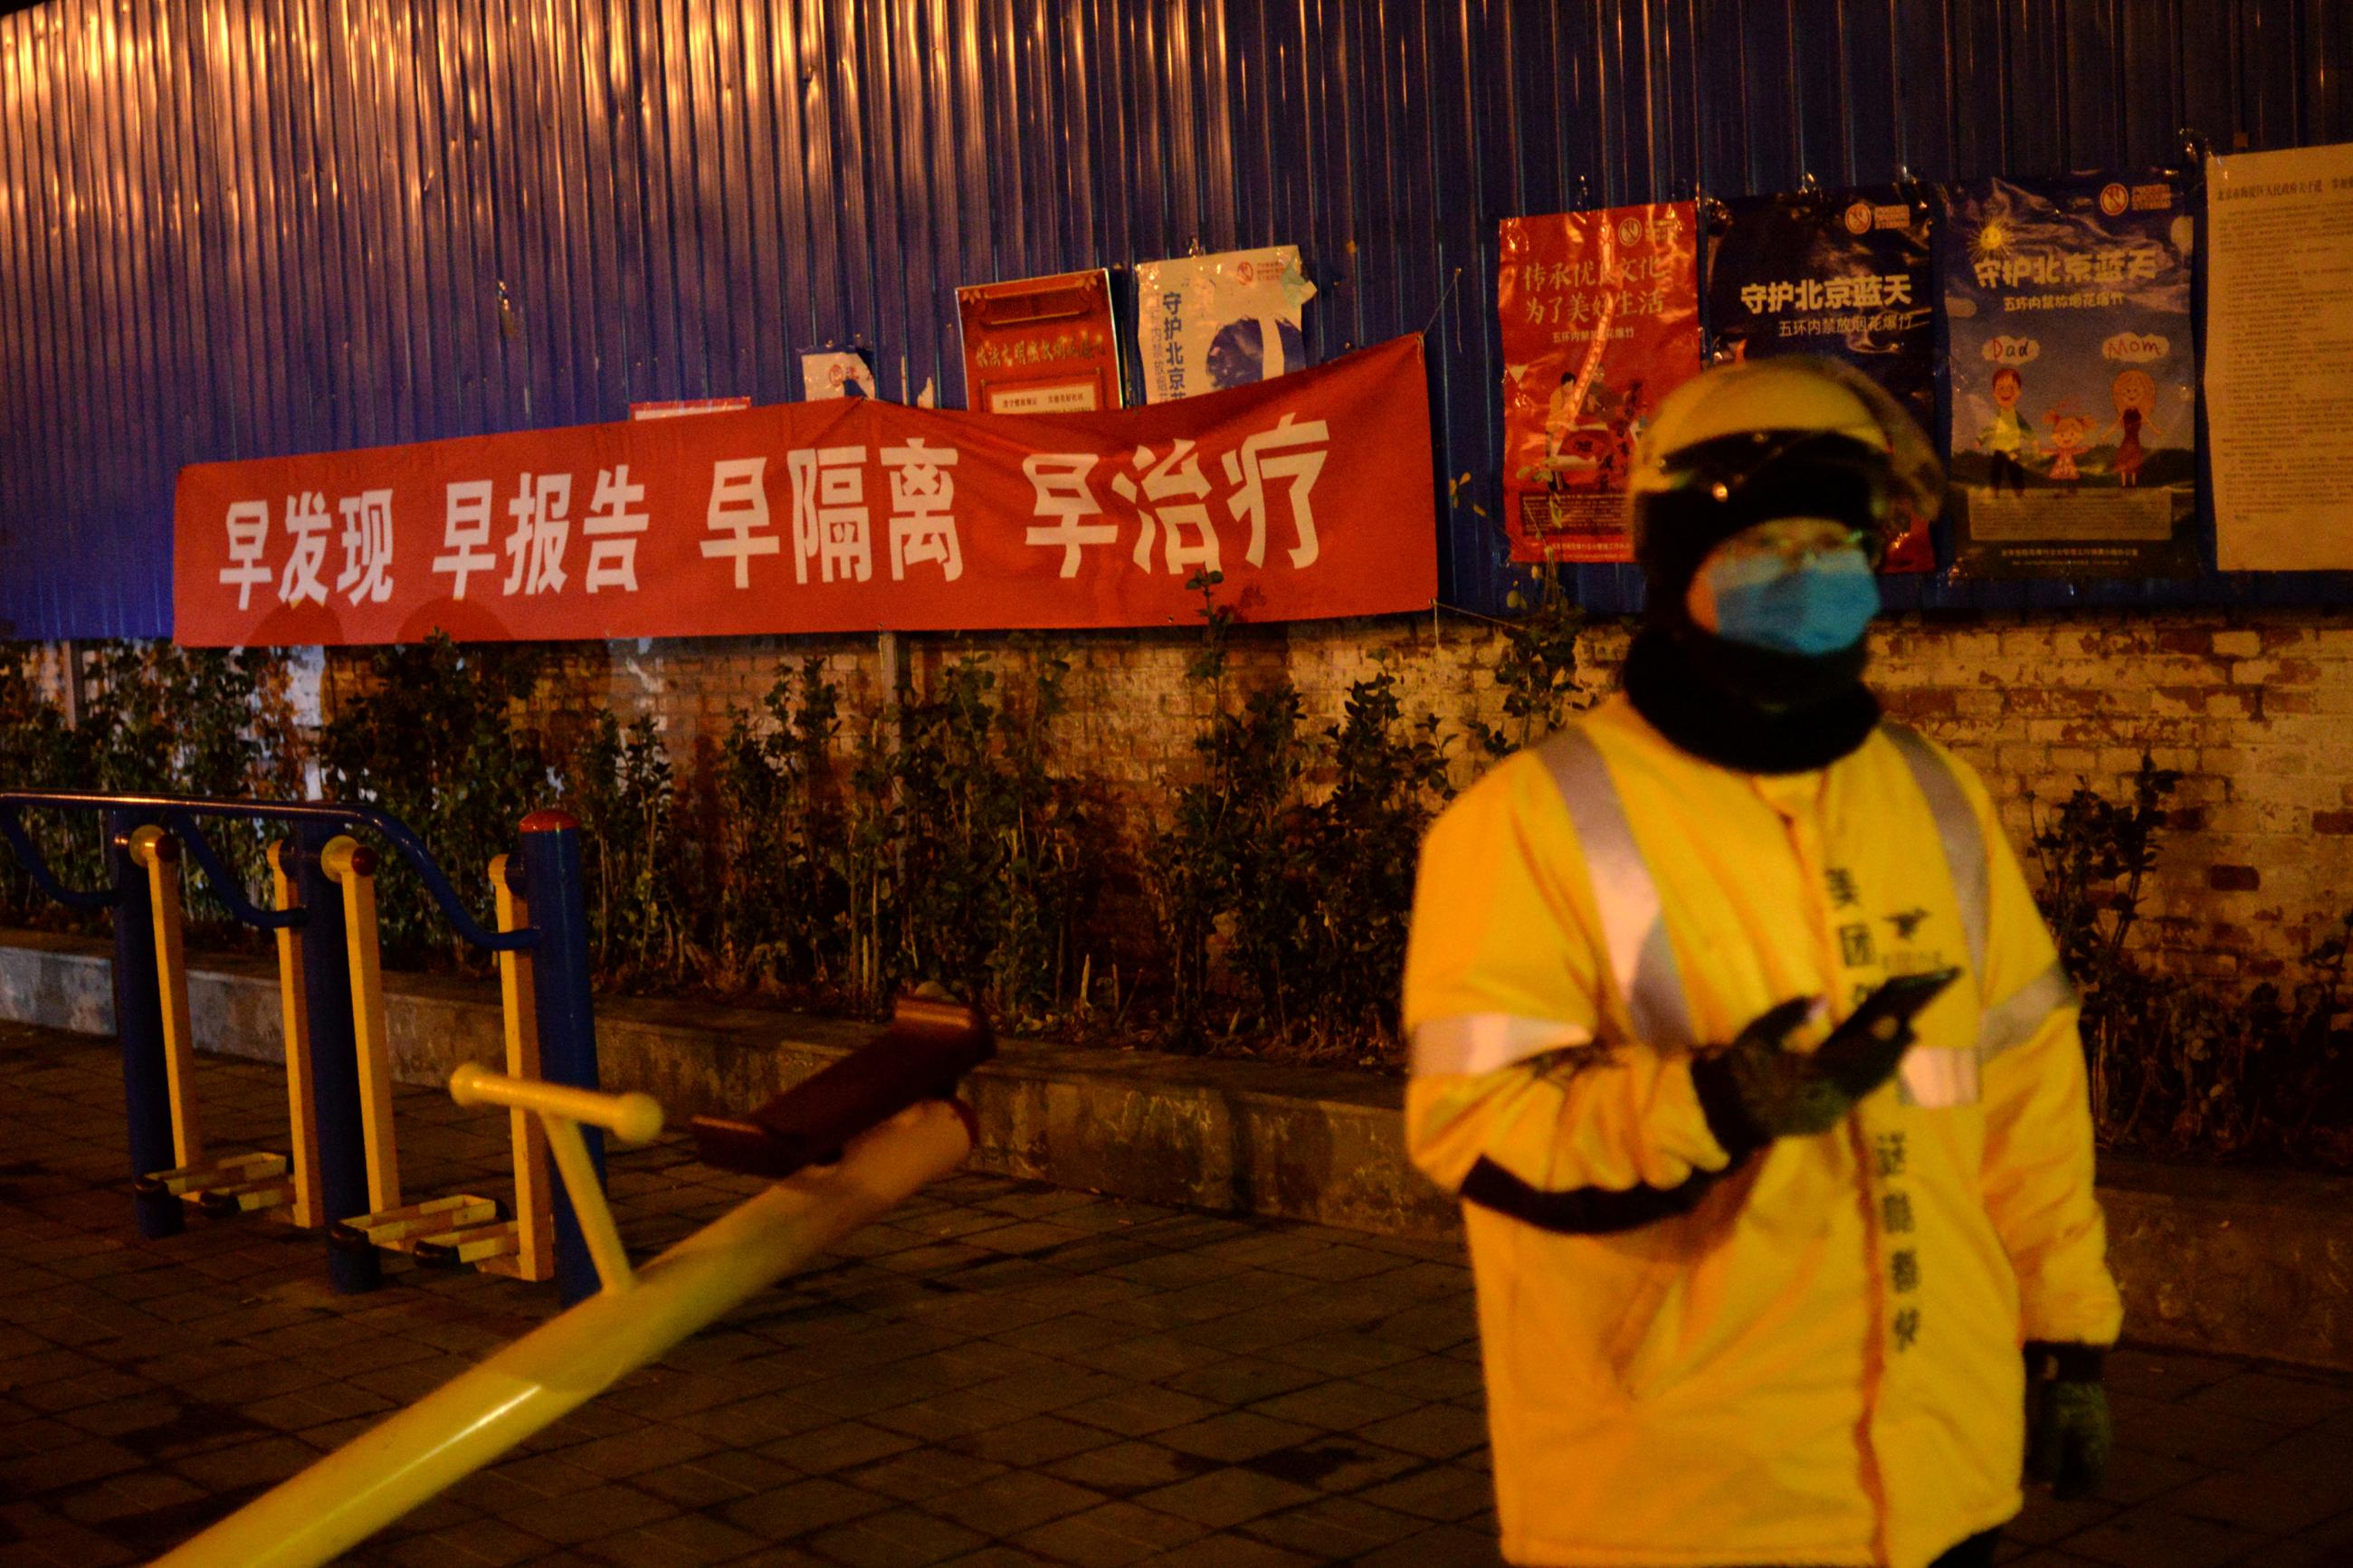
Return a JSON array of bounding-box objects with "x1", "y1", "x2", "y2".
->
[{"x1": 1624, "y1": 431, "x2": 1885, "y2": 775}]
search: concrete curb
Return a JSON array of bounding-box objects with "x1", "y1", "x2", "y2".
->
[{"x1": 3, "y1": 928, "x2": 2346, "y2": 1370}]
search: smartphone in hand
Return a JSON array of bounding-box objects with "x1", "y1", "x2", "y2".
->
[{"x1": 1844, "y1": 967, "x2": 1964, "y2": 1043}]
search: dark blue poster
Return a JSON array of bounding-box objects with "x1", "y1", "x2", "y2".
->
[
  {"x1": 1939, "y1": 174, "x2": 2199, "y2": 579},
  {"x1": 1705, "y1": 185, "x2": 1937, "y2": 571}
]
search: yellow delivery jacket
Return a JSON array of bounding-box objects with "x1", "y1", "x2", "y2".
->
[{"x1": 1405, "y1": 696, "x2": 2120, "y2": 1568}]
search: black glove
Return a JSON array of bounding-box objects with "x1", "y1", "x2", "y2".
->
[
  {"x1": 1691, "y1": 993, "x2": 1917, "y2": 1152},
  {"x1": 2024, "y1": 1342, "x2": 2110, "y2": 1501}
]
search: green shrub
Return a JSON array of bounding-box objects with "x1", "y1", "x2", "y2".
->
[
  {"x1": 691, "y1": 659, "x2": 850, "y2": 999},
  {"x1": 1290, "y1": 656, "x2": 1454, "y2": 1059},
  {"x1": 870, "y1": 648, "x2": 1100, "y2": 1028},
  {"x1": 0, "y1": 642, "x2": 298, "y2": 940},
  {"x1": 2033, "y1": 756, "x2": 2353, "y2": 1168},
  {"x1": 1144, "y1": 575, "x2": 1305, "y2": 1044},
  {"x1": 1145, "y1": 576, "x2": 1454, "y2": 1058},
  {"x1": 0, "y1": 645, "x2": 92, "y2": 927},
  {"x1": 317, "y1": 633, "x2": 554, "y2": 968},
  {"x1": 566, "y1": 711, "x2": 687, "y2": 989},
  {"x1": 1469, "y1": 568, "x2": 1596, "y2": 758}
]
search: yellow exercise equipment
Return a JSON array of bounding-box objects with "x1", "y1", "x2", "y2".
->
[
  {"x1": 153, "y1": 998, "x2": 991, "y2": 1568},
  {"x1": 327, "y1": 849, "x2": 558, "y2": 1280},
  {"x1": 129, "y1": 830, "x2": 322, "y2": 1225}
]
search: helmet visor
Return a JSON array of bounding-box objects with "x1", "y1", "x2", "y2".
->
[{"x1": 1629, "y1": 356, "x2": 1945, "y2": 564}]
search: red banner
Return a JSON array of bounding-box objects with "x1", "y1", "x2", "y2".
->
[
  {"x1": 174, "y1": 338, "x2": 1435, "y2": 647},
  {"x1": 1499, "y1": 204, "x2": 1703, "y2": 563}
]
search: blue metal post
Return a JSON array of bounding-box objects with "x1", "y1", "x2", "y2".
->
[
  {"x1": 109, "y1": 808, "x2": 180, "y2": 1238},
  {"x1": 298, "y1": 821, "x2": 381, "y2": 1294},
  {"x1": 516, "y1": 810, "x2": 604, "y2": 1305}
]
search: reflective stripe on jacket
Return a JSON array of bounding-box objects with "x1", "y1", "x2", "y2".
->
[{"x1": 1404, "y1": 696, "x2": 2120, "y2": 1568}]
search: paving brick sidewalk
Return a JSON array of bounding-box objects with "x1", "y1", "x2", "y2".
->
[{"x1": 2, "y1": 1021, "x2": 2350, "y2": 1567}]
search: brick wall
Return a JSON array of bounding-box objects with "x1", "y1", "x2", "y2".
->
[
  {"x1": 1868, "y1": 613, "x2": 2353, "y2": 982},
  {"x1": 300, "y1": 605, "x2": 2353, "y2": 985}
]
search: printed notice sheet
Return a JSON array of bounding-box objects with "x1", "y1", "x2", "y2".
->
[{"x1": 2207, "y1": 142, "x2": 2353, "y2": 570}]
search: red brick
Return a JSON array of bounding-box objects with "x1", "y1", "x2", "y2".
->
[
  {"x1": 2206, "y1": 865, "x2": 2262, "y2": 892},
  {"x1": 2313, "y1": 812, "x2": 2353, "y2": 835}
]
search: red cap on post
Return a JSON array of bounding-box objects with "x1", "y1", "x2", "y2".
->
[{"x1": 519, "y1": 809, "x2": 579, "y2": 834}]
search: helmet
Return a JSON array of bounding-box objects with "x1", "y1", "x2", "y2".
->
[{"x1": 1627, "y1": 357, "x2": 1943, "y2": 593}]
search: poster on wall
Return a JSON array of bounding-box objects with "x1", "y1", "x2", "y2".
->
[
  {"x1": 1133, "y1": 246, "x2": 1318, "y2": 404},
  {"x1": 800, "y1": 349, "x2": 878, "y2": 401},
  {"x1": 1704, "y1": 185, "x2": 1938, "y2": 572},
  {"x1": 1939, "y1": 175, "x2": 2199, "y2": 579},
  {"x1": 956, "y1": 270, "x2": 1123, "y2": 413},
  {"x1": 176, "y1": 337, "x2": 1435, "y2": 646},
  {"x1": 2205, "y1": 141, "x2": 2353, "y2": 570},
  {"x1": 1499, "y1": 203, "x2": 1702, "y2": 563}
]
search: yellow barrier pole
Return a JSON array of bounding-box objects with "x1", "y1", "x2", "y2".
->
[
  {"x1": 270, "y1": 842, "x2": 322, "y2": 1229},
  {"x1": 490, "y1": 856, "x2": 554, "y2": 1281},
  {"x1": 153, "y1": 1097, "x2": 972, "y2": 1568},
  {"x1": 128, "y1": 826, "x2": 203, "y2": 1168},
  {"x1": 320, "y1": 836, "x2": 400, "y2": 1213}
]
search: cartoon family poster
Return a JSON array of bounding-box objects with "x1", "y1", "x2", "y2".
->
[{"x1": 1939, "y1": 174, "x2": 2199, "y2": 578}]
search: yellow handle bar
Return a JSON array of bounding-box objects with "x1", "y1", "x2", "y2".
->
[{"x1": 448, "y1": 1063, "x2": 665, "y2": 1145}]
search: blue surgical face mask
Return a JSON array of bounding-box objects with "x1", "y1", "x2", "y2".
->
[{"x1": 1700, "y1": 546, "x2": 1880, "y2": 656}]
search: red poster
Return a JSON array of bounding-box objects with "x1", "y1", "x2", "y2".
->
[
  {"x1": 175, "y1": 338, "x2": 1435, "y2": 647},
  {"x1": 1499, "y1": 204, "x2": 1703, "y2": 562},
  {"x1": 957, "y1": 271, "x2": 1124, "y2": 413}
]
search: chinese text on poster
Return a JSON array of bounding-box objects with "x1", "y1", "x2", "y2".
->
[
  {"x1": 1940, "y1": 175, "x2": 2198, "y2": 579},
  {"x1": 2206, "y1": 141, "x2": 2353, "y2": 571},
  {"x1": 1705, "y1": 185, "x2": 1938, "y2": 571},
  {"x1": 1498, "y1": 204, "x2": 1701, "y2": 564},
  {"x1": 1134, "y1": 247, "x2": 1317, "y2": 404},
  {"x1": 957, "y1": 271, "x2": 1124, "y2": 414}
]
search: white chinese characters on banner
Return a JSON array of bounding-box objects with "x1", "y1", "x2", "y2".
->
[
  {"x1": 1224, "y1": 415, "x2": 1328, "y2": 569},
  {"x1": 178, "y1": 336, "x2": 1432, "y2": 646},
  {"x1": 1133, "y1": 246, "x2": 1318, "y2": 404},
  {"x1": 788, "y1": 447, "x2": 872, "y2": 584},
  {"x1": 1021, "y1": 413, "x2": 1332, "y2": 577},
  {"x1": 218, "y1": 502, "x2": 272, "y2": 609},
  {"x1": 237, "y1": 468, "x2": 674, "y2": 610},
  {"x1": 1113, "y1": 441, "x2": 1220, "y2": 576},
  {"x1": 582, "y1": 467, "x2": 650, "y2": 593},
  {"x1": 281, "y1": 493, "x2": 332, "y2": 605},
  {"x1": 433, "y1": 482, "x2": 498, "y2": 599},
  {"x1": 211, "y1": 413, "x2": 1335, "y2": 613},
  {"x1": 1021, "y1": 455, "x2": 1114, "y2": 578},
  {"x1": 884, "y1": 439, "x2": 961, "y2": 582},
  {"x1": 335, "y1": 491, "x2": 395, "y2": 606},
  {"x1": 502, "y1": 474, "x2": 573, "y2": 596},
  {"x1": 701, "y1": 459, "x2": 776, "y2": 588}
]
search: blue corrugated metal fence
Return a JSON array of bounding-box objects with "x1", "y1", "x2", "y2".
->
[{"x1": 2, "y1": 0, "x2": 2348, "y2": 638}]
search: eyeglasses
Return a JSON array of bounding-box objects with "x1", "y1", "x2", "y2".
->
[{"x1": 1704, "y1": 518, "x2": 1877, "y2": 565}]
